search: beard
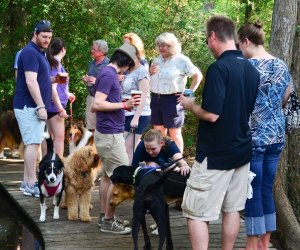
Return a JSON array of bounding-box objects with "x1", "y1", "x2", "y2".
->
[{"x1": 36, "y1": 36, "x2": 50, "y2": 50}]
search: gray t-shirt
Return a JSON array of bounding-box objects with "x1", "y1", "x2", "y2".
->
[{"x1": 121, "y1": 65, "x2": 151, "y2": 116}]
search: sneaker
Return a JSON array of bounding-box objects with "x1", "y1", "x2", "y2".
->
[
  {"x1": 101, "y1": 218, "x2": 131, "y2": 235},
  {"x1": 20, "y1": 181, "x2": 27, "y2": 191},
  {"x1": 97, "y1": 214, "x2": 130, "y2": 227},
  {"x1": 23, "y1": 182, "x2": 40, "y2": 198}
]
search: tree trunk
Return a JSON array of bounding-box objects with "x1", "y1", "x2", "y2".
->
[{"x1": 270, "y1": 0, "x2": 300, "y2": 249}]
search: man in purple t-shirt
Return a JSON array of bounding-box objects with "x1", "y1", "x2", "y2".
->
[
  {"x1": 13, "y1": 20, "x2": 53, "y2": 198},
  {"x1": 92, "y1": 43, "x2": 141, "y2": 234}
]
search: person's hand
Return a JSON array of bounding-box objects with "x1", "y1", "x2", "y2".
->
[
  {"x1": 58, "y1": 108, "x2": 68, "y2": 119},
  {"x1": 82, "y1": 74, "x2": 88, "y2": 83},
  {"x1": 51, "y1": 76, "x2": 58, "y2": 84},
  {"x1": 149, "y1": 64, "x2": 159, "y2": 75},
  {"x1": 178, "y1": 94, "x2": 196, "y2": 111},
  {"x1": 130, "y1": 117, "x2": 139, "y2": 130},
  {"x1": 86, "y1": 76, "x2": 96, "y2": 85},
  {"x1": 125, "y1": 95, "x2": 141, "y2": 109},
  {"x1": 118, "y1": 74, "x2": 125, "y2": 82},
  {"x1": 36, "y1": 106, "x2": 47, "y2": 121},
  {"x1": 177, "y1": 163, "x2": 191, "y2": 176},
  {"x1": 69, "y1": 93, "x2": 76, "y2": 103}
]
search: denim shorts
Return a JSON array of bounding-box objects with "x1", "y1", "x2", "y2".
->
[
  {"x1": 124, "y1": 115, "x2": 151, "y2": 134},
  {"x1": 14, "y1": 106, "x2": 45, "y2": 145},
  {"x1": 150, "y1": 94, "x2": 184, "y2": 128}
]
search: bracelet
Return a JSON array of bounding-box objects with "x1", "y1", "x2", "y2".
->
[
  {"x1": 122, "y1": 101, "x2": 127, "y2": 110},
  {"x1": 36, "y1": 105, "x2": 45, "y2": 111}
]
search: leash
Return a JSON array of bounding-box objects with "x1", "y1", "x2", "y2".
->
[
  {"x1": 134, "y1": 157, "x2": 184, "y2": 190},
  {"x1": 69, "y1": 102, "x2": 73, "y2": 122}
]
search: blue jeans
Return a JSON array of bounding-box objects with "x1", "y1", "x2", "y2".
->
[{"x1": 245, "y1": 143, "x2": 284, "y2": 236}]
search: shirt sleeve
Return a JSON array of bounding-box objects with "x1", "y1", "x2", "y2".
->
[
  {"x1": 132, "y1": 141, "x2": 146, "y2": 167},
  {"x1": 21, "y1": 50, "x2": 39, "y2": 73},
  {"x1": 95, "y1": 72, "x2": 113, "y2": 95},
  {"x1": 201, "y1": 64, "x2": 226, "y2": 115}
]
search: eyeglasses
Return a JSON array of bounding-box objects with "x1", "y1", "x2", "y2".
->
[
  {"x1": 157, "y1": 43, "x2": 170, "y2": 48},
  {"x1": 205, "y1": 31, "x2": 214, "y2": 46}
]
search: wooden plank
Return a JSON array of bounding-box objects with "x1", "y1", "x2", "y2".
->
[{"x1": 0, "y1": 160, "x2": 278, "y2": 249}]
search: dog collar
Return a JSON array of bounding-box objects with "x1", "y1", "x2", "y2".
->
[
  {"x1": 133, "y1": 166, "x2": 158, "y2": 185},
  {"x1": 133, "y1": 166, "x2": 142, "y2": 184},
  {"x1": 43, "y1": 181, "x2": 61, "y2": 197}
]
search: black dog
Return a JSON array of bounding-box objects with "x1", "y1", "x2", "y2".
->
[
  {"x1": 38, "y1": 138, "x2": 64, "y2": 222},
  {"x1": 110, "y1": 160, "x2": 189, "y2": 250}
]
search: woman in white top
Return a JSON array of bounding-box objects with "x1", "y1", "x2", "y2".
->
[
  {"x1": 122, "y1": 34, "x2": 151, "y2": 163},
  {"x1": 149, "y1": 32, "x2": 203, "y2": 152}
]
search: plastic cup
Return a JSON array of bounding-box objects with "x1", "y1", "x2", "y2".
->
[
  {"x1": 57, "y1": 72, "x2": 68, "y2": 84},
  {"x1": 131, "y1": 90, "x2": 142, "y2": 106}
]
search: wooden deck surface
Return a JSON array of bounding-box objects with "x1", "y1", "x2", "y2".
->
[{"x1": 0, "y1": 158, "x2": 278, "y2": 250}]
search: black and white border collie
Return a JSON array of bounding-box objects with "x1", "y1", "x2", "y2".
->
[{"x1": 38, "y1": 138, "x2": 64, "y2": 222}]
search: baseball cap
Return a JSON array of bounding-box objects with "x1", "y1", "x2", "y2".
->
[{"x1": 34, "y1": 20, "x2": 53, "y2": 33}]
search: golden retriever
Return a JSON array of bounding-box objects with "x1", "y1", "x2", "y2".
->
[{"x1": 62, "y1": 145, "x2": 101, "y2": 222}]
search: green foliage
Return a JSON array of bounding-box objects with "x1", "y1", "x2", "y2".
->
[{"x1": 0, "y1": 0, "x2": 273, "y2": 152}]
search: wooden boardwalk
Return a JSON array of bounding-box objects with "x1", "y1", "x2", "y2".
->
[{"x1": 0, "y1": 158, "x2": 278, "y2": 250}]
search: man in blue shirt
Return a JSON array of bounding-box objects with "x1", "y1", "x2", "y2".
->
[
  {"x1": 14, "y1": 20, "x2": 53, "y2": 198},
  {"x1": 179, "y1": 16, "x2": 260, "y2": 249}
]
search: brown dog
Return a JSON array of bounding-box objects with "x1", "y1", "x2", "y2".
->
[
  {"x1": 0, "y1": 110, "x2": 24, "y2": 158},
  {"x1": 65, "y1": 120, "x2": 94, "y2": 155},
  {"x1": 62, "y1": 145, "x2": 101, "y2": 222}
]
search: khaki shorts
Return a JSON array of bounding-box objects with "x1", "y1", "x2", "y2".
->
[
  {"x1": 182, "y1": 158, "x2": 250, "y2": 221},
  {"x1": 94, "y1": 131, "x2": 129, "y2": 177},
  {"x1": 85, "y1": 95, "x2": 96, "y2": 130}
]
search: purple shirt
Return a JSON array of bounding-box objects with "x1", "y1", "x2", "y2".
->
[
  {"x1": 14, "y1": 41, "x2": 52, "y2": 110},
  {"x1": 48, "y1": 62, "x2": 69, "y2": 112},
  {"x1": 95, "y1": 66, "x2": 125, "y2": 134}
]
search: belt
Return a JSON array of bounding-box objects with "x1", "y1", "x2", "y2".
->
[{"x1": 151, "y1": 92, "x2": 179, "y2": 97}]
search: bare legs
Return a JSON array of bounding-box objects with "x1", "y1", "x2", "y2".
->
[
  {"x1": 187, "y1": 219, "x2": 209, "y2": 250},
  {"x1": 24, "y1": 144, "x2": 39, "y2": 185},
  {"x1": 153, "y1": 125, "x2": 183, "y2": 153},
  {"x1": 245, "y1": 232, "x2": 271, "y2": 250},
  {"x1": 187, "y1": 211, "x2": 240, "y2": 250},
  {"x1": 100, "y1": 175, "x2": 115, "y2": 219},
  {"x1": 124, "y1": 131, "x2": 142, "y2": 163},
  {"x1": 221, "y1": 211, "x2": 240, "y2": 250},
  {"x1": 47, "y1": 115, "x2": 65, "y2": 158}
]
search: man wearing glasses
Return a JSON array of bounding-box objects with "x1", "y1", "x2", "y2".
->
[
  {"x1": 179, "y1": 16, "x2": 260, "y2": 249},
  {"x1": 13, "y1": 20, "x2": 53, "y2": 198},
  {"x1": 82, "y1": 40, "x2": 109, "y2": 132}
]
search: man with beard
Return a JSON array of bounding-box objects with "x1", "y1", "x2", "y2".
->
[{"x1": 13, "y1": 20, "x2": 53, "y2": 198}]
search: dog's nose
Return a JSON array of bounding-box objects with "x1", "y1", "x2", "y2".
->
[{"x1": 50, "y1": 177, "x2": 55, "y2": 182}]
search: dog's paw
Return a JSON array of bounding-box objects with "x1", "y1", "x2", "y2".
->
[
  {"x1": 149, "y1": 223, "x2": 157, "y2": 230},
  {"x1": 39, "y1": 215, "x2": 46, "y2": 222},
  {"x1": 53, "y1": 207, "x2": 59, "y2": 220},
  {"x1": 80, "y1": 216, "x2": 91, "y2": 222},
  {"x1": 89, "y1": 204, "x2": 93, "y2": 210},
  {"x1": 53, "y1": 214, "x2": 59, "y2": 220},
  {"x1": 151, "y1": 229, "x2": 159, "y2": 235},
  {"x1": 60, "y1": 203, "x2": 67, "y2": 209},
  {"x1": 68, "y1": 215, "x2": 78, "y2": 221}
]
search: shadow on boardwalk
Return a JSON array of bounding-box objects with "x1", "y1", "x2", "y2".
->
[{"x1": 0, "y1": 159, "x2": 278, "y2": 250}]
